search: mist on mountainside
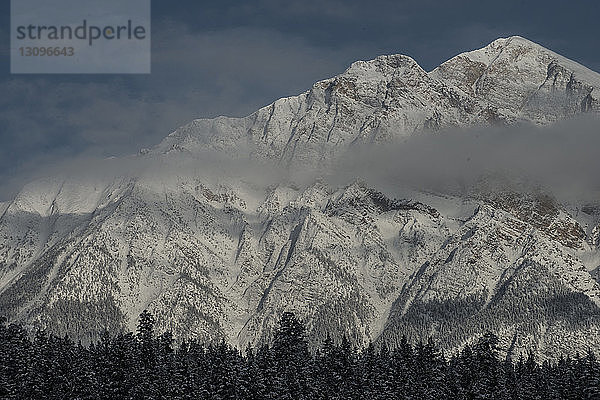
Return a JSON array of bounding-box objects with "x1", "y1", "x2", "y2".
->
[{"x1": 10, "y1": 114, "x2": 599, "y2": 210}]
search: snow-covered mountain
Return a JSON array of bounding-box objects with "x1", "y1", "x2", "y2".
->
[
  {"x1": 156, "y1": 36, "x2": 599, "y2": 165},
  {"x1": 1, "y1": 36, "x2": 599, "y2": 359}
]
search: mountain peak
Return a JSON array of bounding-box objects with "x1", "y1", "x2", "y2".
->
[
  {"x1": 344, "y1": 54, "x2": 424, "y2": 77},
  {"x1": 429, "y1": 36, "x2": 600, "y2": 122}
]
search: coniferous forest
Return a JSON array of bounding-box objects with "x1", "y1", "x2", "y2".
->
[{"x1": 1, "y1": 311, "x2": 599, "y2": 399}]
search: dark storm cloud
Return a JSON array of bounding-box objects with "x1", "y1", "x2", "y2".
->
[{"x1": 0, "y1": 0, "x2": 599, "y2": 200}]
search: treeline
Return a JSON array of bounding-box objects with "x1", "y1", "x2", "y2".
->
[{"x1": 1, "y1": 311, "x2": 599, "y2": 399}]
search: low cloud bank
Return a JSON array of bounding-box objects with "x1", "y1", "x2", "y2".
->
[
  {"x1": 4, "y1": 115, "x2": 600, "y2": 209},
  {"x1": 325, "y1": 115, "x2": 600, "y2": 205}
]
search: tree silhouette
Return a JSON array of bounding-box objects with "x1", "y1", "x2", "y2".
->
[
  {"x1": 0, "y1": 311, "x2": 598, "y2": 399},
  {"x1": 272, "y1": 312, "x2": 312, "y2": 399}
]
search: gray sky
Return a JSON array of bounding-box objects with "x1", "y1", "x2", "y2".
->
[{"x1": 1, "y1": 0, "x2": 599, "y2": 200}]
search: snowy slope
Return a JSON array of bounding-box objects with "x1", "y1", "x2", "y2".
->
[
  {"x1": 1, "y1": 37, "x2": 600, "y2": 359},
  {"x1": 430, "y1": 36, "x2": 600, "y2": 123},
  {"x1": 157, "y1": 36, "x2": 599, "y2": 166}
]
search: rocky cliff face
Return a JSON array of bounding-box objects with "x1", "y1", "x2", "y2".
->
[
  {"x1": 158, "y1": 36, "x2": 599, "y2": 162},
  {"x1": 1, "y1": 36, "x2": 599, "y2": 359}
]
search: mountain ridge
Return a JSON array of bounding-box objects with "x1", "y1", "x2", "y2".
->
[
  {"x1": 1, "y1": 36, "x2": 600, "y2": 359},
  {"x1": 155, "y1": 35, "x2": 599, "y2": 165}
]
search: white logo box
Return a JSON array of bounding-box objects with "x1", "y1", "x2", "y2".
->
[{"x1": 11, "y1": 0, "x2": 151, "y2": 74}]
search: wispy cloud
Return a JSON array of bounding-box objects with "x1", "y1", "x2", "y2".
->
[{"x1": 326, "y1": 116, "x2": 600, "y2": 204}]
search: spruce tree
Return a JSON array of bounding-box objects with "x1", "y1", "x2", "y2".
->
[
  {"x1": 473, "y1": 332, "x2": 501, "y2": 399},
  {"x1": 133, "y1": 310, "x2": 159, "y2": 398},
  {"x1": 272, "y1": 312, "x2": 312, "y2": 399}
]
